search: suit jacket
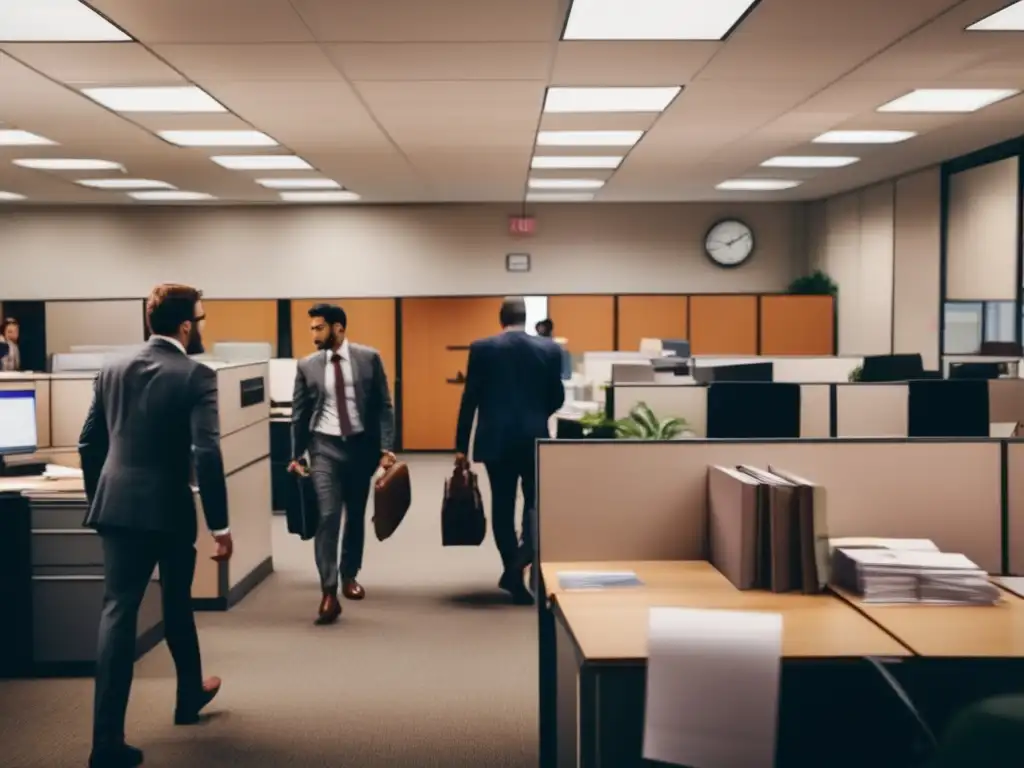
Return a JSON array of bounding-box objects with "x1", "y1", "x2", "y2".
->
[
  {"x1": 455, "y1": 331, "x2": 565, "y2": 464},
  {"x1": 290, "y1": 343, "x2": 395, "y2": 462},
  {"x1": 78, "y1": 337, "x2": 229, "y2": 541}
]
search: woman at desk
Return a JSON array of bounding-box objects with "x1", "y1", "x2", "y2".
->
[{"x1": 1, "y1": 317, "x2": 22, "y2": 372}]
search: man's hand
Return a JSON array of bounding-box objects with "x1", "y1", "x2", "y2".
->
[
  {"x1": 379, "y1": 451, "x2": 397, "y2": 470},
  {"x1": 287, "y1": 459, "x2": 309, "y2": 477},
  {"x1": 454, "y1": 452, "x2": 469, "y2": 469},
  {"x1": 211, "y1": 531, "x2": 233, "y2": 562}
]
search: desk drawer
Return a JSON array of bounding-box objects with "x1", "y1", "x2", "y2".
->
[
  {"x1": 31, "y1": 530, "x2": 103, "y2": 567},
  {"x1": 31, "y1": 502, "x2": 89, "y2": 530}
]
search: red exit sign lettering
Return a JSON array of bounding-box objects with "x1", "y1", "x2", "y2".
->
[{"x1": 509, "y1": 216, "x2": 536, "y2": 235}]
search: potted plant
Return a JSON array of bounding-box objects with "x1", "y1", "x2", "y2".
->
[
  {"x1": 787, "y1": 270, "x2": 838, "y2": 296},
  {"x1": 615, "y1": 402, "x2": 692, "y2": 440},
  {"x1": 848, "y1": 365, "x2": 863, "y2": 382},
  {"x1": 578, "y1": 410, "x2": 618, "y2": 439}
]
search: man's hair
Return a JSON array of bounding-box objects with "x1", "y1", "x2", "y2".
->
[
  {"x1": 536, "y1": 318, "x2": 553, "y2": 333},
  {"x1": 146, "y1": 283, "x2": 202, "y2": 337},
  {"x1": 499, "y1": 297, "x2": 527, "y2": 328},
  {"x1": 1, "y1": 317, "x2": 18, "y2": 333},
  {"x1": 308, "y1": 303, "x2": 347, "y2": 329}
]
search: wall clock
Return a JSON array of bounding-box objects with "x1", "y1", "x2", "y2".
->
[{"x1": 704, "y1": 219, "x2": 754, "y2": 268}]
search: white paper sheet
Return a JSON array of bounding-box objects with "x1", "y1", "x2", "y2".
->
[{"x1": 643, "y1": 607, "x2": 783, "y2": 768}]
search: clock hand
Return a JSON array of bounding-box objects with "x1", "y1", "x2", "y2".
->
[{"x1": 725, "y1": 232, "x2": 750, "y2": 246}]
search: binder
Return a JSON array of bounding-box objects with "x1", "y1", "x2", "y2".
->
[
  {"x1": 707, "y1": 466, "x2": 760, "y2": 590},
  {"x1": 737, "y1": 466, "x2": 799, "y2": 593},
  {"x1": 769, "y1": 466, "x2": 829, "y2": 593}
]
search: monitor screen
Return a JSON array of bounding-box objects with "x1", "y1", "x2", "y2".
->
[
  {"x1": 0, "y1": 390, "x2": 38, "y2": 456},
  {"x1": 908, "y1": 380, "x2": 989, "y2": 438},
  {"x1": 860, "y1": 354, "x2": 924, "y2": 382},
  {"x1": 707, "y1": 382, "x2": 801, "y2": 439},
  {"x1": 661, "y1": 339, "x2": 691, "y2": 358}
]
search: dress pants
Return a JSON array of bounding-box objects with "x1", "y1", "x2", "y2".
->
[
  {"x1": 484, "y1": 444, "x2": 536, "y2": 573},
  {"x1": 93, "y1": 529, "x2": 203, "y2": 749},
  {"x1": 310, "y1": 432, "x2": 374, "y2": 593}
]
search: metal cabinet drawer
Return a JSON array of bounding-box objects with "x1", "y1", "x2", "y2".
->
[{"x1": 31, "y1": 530, "x2": 103, "y2": 567}]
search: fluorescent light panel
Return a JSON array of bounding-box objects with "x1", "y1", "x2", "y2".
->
[
  {"x1": 762, "y1": 156, "x2": 859, "y2": 168},
  {"x1": 13, "y1": 158, "x2": 123, "y2": 170},
  {"x1": 531, "y1": 155, "x2": 622, "y2": 170},
  {"x1": 564, "y1": 0, "x2": 759, "y2": 40},
  {"x1": 968, "y1": 1, "x2": 1024, "y2": 30},
  {"x1": 877, "y1": 88, "x2": 1019, "y2": 113},
  {"x1": 279, "y1": 191, "x2": 361, "y2": 202},
  {"x1": 159, "y1": 130, "x2": 277, "y2": 147},
  {"x1": 128, "y1": 191, "x2": 214, "y2": 201},
  {"x1": 544, "y1": 86, "x2": 680, "y2": 113},
  {"x1": 77, "y1": 178, "x2": 175, "y2": 190},
  {"x1": 256, "y1": 178, "x2": 340, "y2": 189},
  {"x1": 0, "y1": 191, "x2": 26, "y2": 201},
  {"x1": 526, "y1": 193, "x2": 595, "y2": 202},
  {"x1": 0, "y1": 0, "x2": 130, "y2": 41},
  {"x1": 528, "y1": 178, "x2": 605, "y2": 190},
  {"x1": 717, "y1": 179, "x2": 801, "y2": 191},
  {"x1": 536, "y1": 130, "x2": 643, "y2": 147},
  {"x1": 0, "y1": 129, "x2": 55, "y2": 146},
  {"x1": 813, "y1": 130, "x2": 916, "y2": 144},
  {"x1": 82, "y1": 86, "x2": 226, "y2": 113},
  {"x1": 212, "y1": 155, "x2": 312, "y2": 170}
]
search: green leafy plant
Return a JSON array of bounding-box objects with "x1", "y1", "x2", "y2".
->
[
  {"x1": 848, "y1": 365, "x2": 863, "y2": 382},
  {"x1": 579, "y1": 410, "x2": 617, "y2": 438},
  {"x1": 787, "y1": 270, "x2": 838, "y2": 296},
  {"x1": 615, "y1": 402, "x2": 690, "y2": 440}
]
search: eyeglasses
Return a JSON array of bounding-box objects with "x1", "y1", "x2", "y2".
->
[{"x1": 194, "y1": 314, "x2": 206, "y2": 322}]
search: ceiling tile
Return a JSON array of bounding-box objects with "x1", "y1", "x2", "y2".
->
[
  {"x1": 552, "y1": 42, "x2": 719, "y2": 86},
  {"x1": 325, "y1": 43, "x2": 552, "y2": 81},
  {"x1": 153, "y1": 44, "x2": 341, "y2": 81},
  {"x1": 0, "y1": 43, "x2": 183, "y2": 84}
]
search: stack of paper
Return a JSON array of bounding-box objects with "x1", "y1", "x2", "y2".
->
[
  {"x1": 831, "y1": 541, "x2": 1001, "y2": 605},
  {"x1": 557, "y1": 570, "x2": 644, "y2": 590}
]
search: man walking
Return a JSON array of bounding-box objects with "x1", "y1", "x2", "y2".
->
[
  {"x1": 79, "y1": 283, "x2": 232, "y2": 768},
  {"x1": 289, "y1": 303, "x2": 396, "y2": 625},
  {"x1": 455, "y1": 297, "x2": 565, "y2": 604}
]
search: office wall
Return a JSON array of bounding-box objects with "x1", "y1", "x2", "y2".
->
[
  {"x1": 0, "y1": 203, "x2": 804, "y2": 300},
  {"x1": 616, "y1": 295, "x2": 688, "y2": 352},
  {"x1": 44, "y1": 300, "x2": 144, "y2": 355},
  {"x1": 807, "y1": 166, "x2": 941, "y2": 368},
  {"x1": 547, "y1": 295, "x2": 614, "y2": 354},
  {"x1": 202, "y1": 299, "x2": 278, "y2": 356}
]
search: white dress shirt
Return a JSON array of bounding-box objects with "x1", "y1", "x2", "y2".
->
[
  {"x1": 152, "y1": 335, "x2": 229, "y2": 537},
  {"x1": 314, "y1": 339, "x2": 364, "y2": 437},
  {"x1": 1, "y1": 339, "x2": 20, "y2": 371}
]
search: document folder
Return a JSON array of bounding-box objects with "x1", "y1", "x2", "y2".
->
[{"x1": 708, "y1": 466, "x2": 760, "y2": 590}]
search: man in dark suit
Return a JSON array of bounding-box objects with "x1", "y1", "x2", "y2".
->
[
  {"x1": 289, "y1": 303, "x2": 396, "y2": 624},
  {"x1": 454, "y1": 297, "x2": 565, "y2": 604},
  {"x1": 79, "y1": 283, "x2": 233, "y2": 768}
]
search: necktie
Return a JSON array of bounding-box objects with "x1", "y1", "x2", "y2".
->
[{"x1": 331, "y1": 353, "x2": 354, "y2": 436}]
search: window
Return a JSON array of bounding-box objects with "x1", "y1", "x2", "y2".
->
[
  {"x1": 943, "y1": 302, "x2": 982, "y2": 354},
  {"x1": 984, "y1": 301, "x2": 1016, "y2": 342}
]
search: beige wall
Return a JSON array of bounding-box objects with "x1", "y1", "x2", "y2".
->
[
  {"x1": 807, "y1": 166, "x2": 941, "y2": 369},
  {"x1": 44, "y1": 299, "x2": 145, "y2": 355},
  {"x1": 0, "y1": 203, "x2": 805, "y2": 300}
]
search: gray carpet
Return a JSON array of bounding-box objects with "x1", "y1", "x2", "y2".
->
[{"x1": 0, "y1": 455, "x2": 538, "y2": 767}]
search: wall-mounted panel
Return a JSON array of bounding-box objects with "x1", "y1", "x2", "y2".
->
[
  {"x1": 689, "y1": 295, "x2": 758, "y2": 355},
  {"x1": 547, "y1": 295, "x2": 614, "y2": 354},
  {"x1": 201, "y1": 300, "x2": 278, "y2": 356},
  {"x1": 45, "y1": 300, "x2": 144, "y2": 356},
  {"x1": 616, "y1": 295, "x2": 688, "y2": 352},
  {"x1": 759, "y1": 295, "x2": 834, "y2": 355}
]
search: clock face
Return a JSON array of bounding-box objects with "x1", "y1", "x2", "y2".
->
[{"x1": 704, "y1": 219, "x2": 754, "y2": 267}]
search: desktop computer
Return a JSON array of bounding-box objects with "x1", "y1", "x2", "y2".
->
[{"x1": 0, "y1": 389, "x2": 39, "y2": 475}]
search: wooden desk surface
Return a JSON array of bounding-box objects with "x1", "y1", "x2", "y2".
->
[
  {"x1": 834, "y1": 587, "x2": 1024, "y2": 658},
  {"x1": 0, "y1": 475, "x2": 84, "y2": 496},
  {"x1": 542, "y1": 560, "x2": 737, "y2": 598}
]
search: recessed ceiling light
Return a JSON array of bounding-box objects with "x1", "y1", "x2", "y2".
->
[
  {"x1": 967, "y1": 1, "x2": 1024, "y2": 30},
  {"x1": 279, "y1": 191, "x2": 361, "y2": 203},
  {"x1": 82, "y1": 86, "x2": 226, "y2": 113},
  {"x1": 0, "y1": 191, "x2": 26, "y2": 201},
  {"x1": 77, "y1": 178, "x2": 176, "y2": 190},
  {"x1": 528, "y1": 178, "x2": 606, "y2": 190},
  {"x1": 813, "y1": 130, "x2": 916, "y2": 144},
  {"x1": 531, "y1": 156, "x2": 623, "y2": 170},
  {"x1": 716, "y1": 179, "x2": 801, "y2": 191},
  {"x1": 0, "y1": 129, "x2": 56, "y2": 146},
  {"x1": 563, "y1": 0, "x2": 759, "y2": 40},
  {"x1": 526, "y1": 193, "x2": 596, "y2": 202},
  {"x1": 536, "y1": 130, "x2": 644, "y2": 147},
  {"x1": 13, "y1": 158, "x2": 124, "y2": 171},
  {"x1": 128, "y1": 191, "x2": 215, "y2": 201},
  {"x1": 255, "y1": 178, "x2": 341, "y2": 189},
  {"x1": 761, "y1": 156, "x2": 859, "y2": 168},
  {"x1": 212, "y1": 155, "x2": 312, "y2": 170},
  {"x1": 544, "y1": 87, "x2": 681, "y2": 113},
  {"x1": 877, "y1": 88, "x2": 1019, "y2": 113},
  {"x1": 158, "y1": 130, "x2": 278, "y2": 147},
  {"x1": 0, "y1": 0, "x2": 131, "y2": 42}
]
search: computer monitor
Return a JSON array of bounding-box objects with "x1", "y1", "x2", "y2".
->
[
  {"x1": 661, "y1": 339, "x2": 691, "y2": 358},
  {"x1": 706, "y1": 382, "x2": 801, "y2": 439},
  {"x1": 859, "y1": 354, "x2": 924, "y2": 382},
  {"x1": 949, "y1": 362, "x2": 1001, "y2": 380},
  {"x1": 908, "y1": 380, "x2": 989, "y2": 438},
  {"x1": 0, "y1": 390, "x2": 38, "y2": 456}
]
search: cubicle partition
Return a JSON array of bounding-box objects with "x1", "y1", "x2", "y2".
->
[{"x1": 692, "y1": 355, "x2": 863, "y2": 383}]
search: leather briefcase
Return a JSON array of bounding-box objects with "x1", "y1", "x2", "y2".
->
[
  {"x1": 373, "y1": 461, "x2": 412, "y2": 541},
  {"x1": 441, "y1": 466, "x2": 487, "y2": 547},
  {"x1": 285, "y1": 472, "x2": 319, "y2": 541}
]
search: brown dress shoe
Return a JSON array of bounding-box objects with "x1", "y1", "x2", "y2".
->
[
  {"x1": 175, "y1": 676, "x2": 222, "y2": 725},
  {"x1": 315, "y1": 593, "x2": 341, "y2": 625},
  {"x1": 341, "y1": 578, "x2": 365, "y2": 601}
]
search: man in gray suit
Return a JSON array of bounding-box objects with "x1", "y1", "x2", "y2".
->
[
  {"x1": 79, "y1": 284, "x2": 233, "y2": 768},
  {"x1": 289, "y1": 303, "x2": 396, "y2": 625}
]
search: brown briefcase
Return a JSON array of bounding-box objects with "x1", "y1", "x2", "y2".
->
[{"x1": 372, "y1": 461, "x2": 412, "y2": 541}]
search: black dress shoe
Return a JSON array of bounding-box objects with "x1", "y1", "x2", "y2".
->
[
  {"x1": 498, "y1": 570, "x2": 535, "y2": 605},
  {"x1": 174, "y1": 677, "x2": 222, "y2": 725},
  {"x1": 88, "y1": 743, "x2": 143, "y2": 768}
]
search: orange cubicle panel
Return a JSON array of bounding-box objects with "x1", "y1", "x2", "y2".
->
[
  {"x1": 689, "y1": 295, "x2": 758, "y2": 355},
  {"x1": 616, "y1": 295, "x2": 688, "y2": 351},
  {"x1": 760, "y1": 295, "x2": 835, "y2": 355},
  {"x1": 289, "y1": 299, "x2": 396, "y2": 396},
  {"x1": 201, "y1": 300, "x2": 278, "y2": 355},
  {"x1": 401, "y1": 296, "x2": 503, "y2": 451},
  {"x1": 547, "y1": 295, "x2": 615, "y2": 354}
]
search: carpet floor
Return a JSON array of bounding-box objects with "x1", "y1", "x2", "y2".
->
[{"x1": 0, "y1": 455, "x2": 538, "y2": 767}]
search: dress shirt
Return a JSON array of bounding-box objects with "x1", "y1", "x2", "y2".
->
[
  {"x1": 0, "y1": 340, "x2": 19, "y2": 371},
  {"x1": 314, "y1": 340, "x2": 364, "y2": 437},
  {"x1": 152, "y1": 335, "x2": 229, "y2": 537}
]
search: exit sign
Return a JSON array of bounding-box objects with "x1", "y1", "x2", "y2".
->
[{"x1": 509, "y1": 216, "x2": 536, "y2": 235}]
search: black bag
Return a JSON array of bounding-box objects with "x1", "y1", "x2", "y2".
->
[
  {"x1": 285, "y1": 472, "x2": 319, "y2": 541},
  {"x1": 442, "y1": 466, "x2": 486, "y2": 546}
]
